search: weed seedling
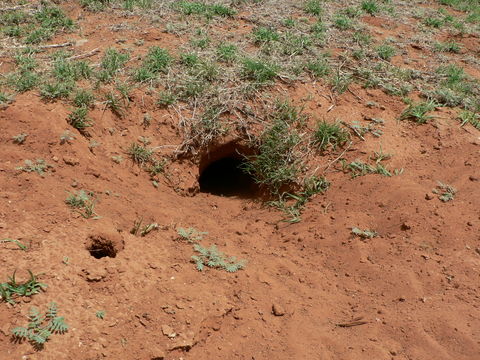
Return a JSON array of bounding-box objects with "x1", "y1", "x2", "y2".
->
[
  {"x1": 313, "y1": 120, "x2": 349, "y2": 151},
  {"x1": 399, "y1": 100, "x2": 436, "y2": 123},
  {"x1": 0, "y1": 270, "x2": 46, "y2": 304},
  {"x1": 65, "y1": 190, "x2": 98, "y2": 218},
  {"x1": 191, "y1": 244, "x2": 246, "y2": 272},
  {"x1": 16, "y1": 159, "x2": 51, "y2": 176},
  {"x1": 12, "y1": 302, "x2": 68, "y2": 350},
  {"x1": 177, "y1": 227, "x2": 207, "y2": 243},
  {"x1": 12, "y1": 133, "x2": 28, "y2": 144},
  {"x1": 68, "y1": 107, "x2": 92, "y2": 131},
  {"x1": 433, "y1": 182, "x2": 456, "y2": 202},
  {"x1": 0, "y1": 239, "x2": 28, "y2": 251},
  {"x1": 96, "y1": 310, "x2": 106, "y2": 320}
]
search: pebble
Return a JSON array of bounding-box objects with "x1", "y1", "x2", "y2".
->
[
  {"x1": 161, "y1": 325, "x2": 176, "y2": 338},
  {"x1": 272, "y1": 303, "x2": 286, "y2": 316},
  {"x1": 425, "y1": 193, "x2": 434, "y2": 200}
]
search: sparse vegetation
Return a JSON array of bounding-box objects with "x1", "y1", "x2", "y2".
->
[
  {"x1": 313, "y1": 120, "x2": 349, "y2": 151},
  {"x1": 351, "y1": 227, "x2": 378, "y2": 239},
  {"x1": 16, "y1": 159, "x2": 51, "y2": 176},
  {"x1": 0, "y1": 270, "x2": 46, "y2": 304},
  {"x1": 433, "y1": 181, "x2": 457, "y2": 202},
  {"x1": 400, "y1": 100, "x2": 436, "y2": 123},
  {"x1": 65, "y1": 190, "x2": 98, "y2": 219},
  {"x1": 191, "y1": 244, "x2": 246, "y2": 272},
  {"x1": 12, "y1": 302, "x2": 68, "y2": 350}
]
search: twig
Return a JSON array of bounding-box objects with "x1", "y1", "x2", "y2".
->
[
  {"x1": 0, "y1": 4, "x2": 29, "y2": 12},
  {"x1": 67, "y1": 48, "x2": 100, "y2": 61},
  {"x1": 335, "y1": 316, "x2": 368, "y2": 328},
  {"x1": 341, "y1": 121, "x2": 365, "y2": 141},
  {"x1": 39, "y1": 42, "x2": 73, "y2": 49},
  {"x1": 322, "y1": 141, "x2": 352, "y2": 175}
]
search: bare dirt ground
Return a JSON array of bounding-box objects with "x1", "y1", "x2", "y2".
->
[{"x1": 0, "y1": 1, "x2": 479, "y2": 359}]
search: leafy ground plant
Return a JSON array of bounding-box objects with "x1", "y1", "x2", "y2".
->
[
  {"x1": 12, "y1": 302, "x2": 68, "y2": 350},
  {"x1": 399, "y1": 100, "x2": 436, "y2": 123},
  {"x1": 65, "y1": 190, "x2": 98, "y2": 218},
  {"x1": 0, "y1": 270, "x2": 46, "y2": 304},
  {"x1": 313, "y1": 120, "x2": 349, "y2": 151},
  {"x1": 191, "y1": 244, "x2": 246, "y2": 272},
  {"x1": 177, "y1": 227, "x2": 208, "y2": 243},
  {"x1": 16, "y1": 159, "x2": 51, "y2": 176},
  {"x1": 433, "y1": 181, "x2": 456, "y2": 202}
]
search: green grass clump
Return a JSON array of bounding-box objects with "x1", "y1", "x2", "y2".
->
[
  {"x1": 174, "y1": 1, "x2": 236, "y2": 17},
  {"x1": 313, "y1": 120, "x2": 349, "y2": 151},
  {"x1": 242, "y1": 58, "x2": 279, "y2": 83},
  {"x1": 97, "y1": 49, "x2": 129, "y2": 83},
  {"x1": 334, "y1": 14, "x2": 353, "y2": 30},
  {"x1": 216, "y1": 43, "x2": 237, "y2": 62},
  {"x1": 191, "y1": 244, "x2": 246, "y2": 272},
  {"x1": 376, "y1": 44, "x2": 396, "y2": 61},
  {"x1": 67, "y1": 107, "x2": 92, "y2": 131},
  {"x1": 12, "y1": 302, "x2": 68, "y2": 350},
  {"x1": 252, "y1": 26, "x2": 280, "y2": 43},
  {"x1": 361, "y1": 1, "x2": 380, "y2": 15},
  {"x1": 459, "y1": 110, "x2": 480, "y2": 130},
  {"x1": 0, "y1": 271, "x2": 46, "y2": 304},
  {"x1": 73, "y1": 89, "x2": 95, "y2": 108},
  {"x1": 399, "y1": 100, "x2": 436, "y2": 123},
  {"x1": 434, "y1": 41, "x2": 461, "y2": 53},
  {"x1": 133, "y1": 46, "x2": 172, "y2": 82},
  {"x1": 40, "y1": 82, "x2": 74, "y2": 100},
  {"x1": 242, "y1": 103, "x2": 303, "y2": 194},
  {"x1": 127, "y1": 143, "x2": 153, "y2": 165},
  {"x1": 65, "y1": 190, "x2": 98, "y2": 218},
  {"x1": 304, "y1": 0, "x2": 323, "y2": 16},
  {"x1": 306, "y1": 58, "x2": 330, "y2": 78}
]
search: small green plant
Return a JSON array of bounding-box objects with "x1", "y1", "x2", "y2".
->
[
  {"x1": 306, "y1": 58, "x2": 330, "y2": 78},
  {"x1": 433, "y1": 181, "x2": 456, "y2": 202},
  {"x1": 351, "y1": 227, "x2": 378, "y2": 239},
  {"x1": 60, "y1": 130, "x2": 75, "y2": 144},
  {"x1": 0, "y1": 239, "x2": 28, "y2": 251},
  {"x1": 242, "y1": 58, "x2": 279, "y2": 83},
  {"x1": 344, "y1": 159, "x2": 402, "y2": 178},
  {"x1": 130, "y1": 217, "x2": 159, "y2": 236},
  {"x1": 177, "y1": 227, "x2": 207, "y2": 243},
  {"x1": 424, "y1": 16, "x2": 443, "y2": 28},
  {"x1": 376, "y1": 44, "x2": 396, "y2": 61},
  {"x1": 334, "y1": 14, "x2": 353, "y2": 30},
  {"x1": 458, "y1": 110, "x2": 480, "y2": 130},
  {"x1": 68, "y1": 107, "x2": 92, "y2": 131},
  {"x1": 399, "y1": 100, "x2": 436, "y2": 123},
  {"x1": 97, "y1": 48, "x2": 129, "y2": 83},
  {"x1": 243, "y1": 103, "x2": 303, "y2": 194},
  {"x1": 0, "y1": 270, "x2": 46, "y2": 304},
  {"x1": 12, "y1": 133, "x2": 28, "y2": 144},
  {"x1": 40, "y1": 81, "x2": 74, "y2": 100},
  {"x1": 96, "y1": 310, "x2": 106, "y2": 320},
  {"x1": 16, "y1": 159, "x2": 51, "y2": 176},
  {"x1": 434, "y1": 41, "x2": 461, "y2": 53},
  {"x1": 313, "y1": 120, "x2": 349, "y2": 151},
  {"x1": 361, "y1": 1, "x2": 379, "y2": 15},
  {"x1": 216, "y1": 43, "x2": 237, "y2": 62},
  {"x1": 127, "y1": 143, "x2": 153, "y2": 165},
  {"x1": 252, "y1": 27, "x2": 279, "y2": 43},
  {"x1": 157, "y1": 90, "x2": 177, "y2": 107},
  {"x1": 174, "y1": 1, "x2": 236, "y2": 17},
  {"x1": 305, "y1": 0, "x2": 323, "y2": 16},
  {"x1": 191, "y1": 244, "x2": 246, "y2": 272},
  {"x1": 133, "y1": 46, "x2": 172, "y2": 82},
  {"x1": 65, "y1": 190, "x2": 98, "y2": 219},
  {"x1": 11, "y1": 302, "x2": 68, "y2": 350},
  {"x1": 73, "y1": 89, "x2": 95, "y2": 108}
]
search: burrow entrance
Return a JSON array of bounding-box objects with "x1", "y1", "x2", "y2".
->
[
  {"x1": 198, "y1": 141, "x2": 259, "y2": 198},
  {"x1": 86, "y1": 232, "x2": 124, "y2": 259}
]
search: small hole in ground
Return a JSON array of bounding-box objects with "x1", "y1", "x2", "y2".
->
[
  {"x1": 86, "y1": 232, "x2": 123, "y2": 259},
  {"x1": 199, "y1": 157, "x2": 258, "y2": 198}
]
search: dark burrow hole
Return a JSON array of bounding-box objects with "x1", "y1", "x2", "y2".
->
[
  {"x1": 199, "y1": 157, "x2": 259, "y2": 198},
  {"x1": 87, "y1": 239, "x2": 118, "y2": 259}
]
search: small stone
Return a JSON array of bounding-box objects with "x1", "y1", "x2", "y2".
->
[
  {"x1": 475, "y1": 248, "x2": 480, "y2": 255},
  {"x1": 400, "y1": 222, "x2": 411, "y2": 231},
  {"x1": 52, "y1": 156, "x2": 59, "y2": 162},
  {"x1": 425, "y1": 193, "x2": 434, "y2": 200},
  {"x1": 398, "y1": 297, "x2": 406, "y2": 302},
  {"x1": 63, "y1": 156, "x2": 79, "y2": 166},
  {"x1": 272, "y1": 303, "x2": 286, "y2": 316},
  {"x1": 71, "y1": 180, "x2": 78, "y2": 188},
  {"x1": 161, "y1": 325, "x2": 176, "y2": 338},
  {"x1": 83, "y1": 267, "x2": 108, "y2": 282},
  {"x1": 469, "y1": 175, "x2": 479, "y2": 182}
]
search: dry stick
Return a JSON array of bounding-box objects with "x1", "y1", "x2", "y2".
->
[
  {"x1": 322, "y1": 141, "x2": 353, "y2": 175},
  {"x1": 0, "y1": 4, "x2": 29, "y2": 12},
  {"x1": 341, "y1": 121, "x2": 365, "y2": 141},
  {"x1": 67, "y1": 48, "x2": 100, "y2": 61}
]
